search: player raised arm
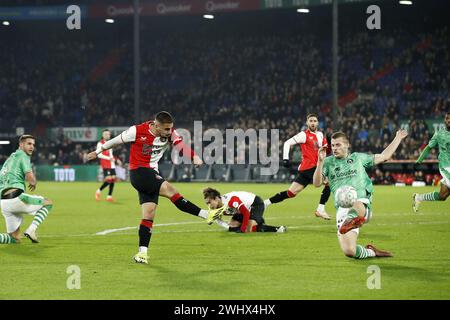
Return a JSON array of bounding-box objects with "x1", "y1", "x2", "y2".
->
[
  {"x1": 87, "y1": 126, "x2": 136, "y2": 161},
  {"x1": 282, "y1": 132, "x2": 306, "y2": 167},
  {"x1": 313, "y1": 146, "x2": 327, "y2": 187},
  {"x1": 374, "y1": 129, "x2": 408, "y2": 165}
]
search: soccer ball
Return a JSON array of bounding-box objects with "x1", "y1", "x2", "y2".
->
[{"x1": 334, "y1": 185, "x2": 358, "y2": 208}]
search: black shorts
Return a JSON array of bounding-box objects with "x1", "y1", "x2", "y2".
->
[
  {"x1": 103, "y1": 168, "x2": 116, "y2": 177},
  {"x1": 129, "y1": 167, "x2": 166, "y2": 205},
  {"x1": 293, "y1": 167, "x2": 316, "y2": 187},
  {"x1": 232, "y1": 196, "x2": 265, "y2": 225}
]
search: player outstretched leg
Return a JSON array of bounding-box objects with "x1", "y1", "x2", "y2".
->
[
  {"x1": 413, "y1": 183, "x2": 450, "y2": 213},
  {"x1": 0, "y1": 233, "x2": 17, "y2": 244},
  {"x1": 256, "y1": 224, "x2": 287, "y2": 233},
  {"x1": 337, "y1": 207, "x2": 392, "y2": 259},
  {"x1": 264, "y1": 182, "x2": 304, "y2": 209},
  {"x1": 159, "y1": 181, "x2": 209, "y2": 220},
  {"x1": 315, "y1": 184, "x2": 331, "y2": 220},
  {"x1": 215, "y1": 218, "x2": 287, "y2": 233},
  {"x1": 24, "y1": 197, "x2": 54, "y2": 243},
  {"x1": 338, "y1": 200, "x2": 368, "y2": 235}
]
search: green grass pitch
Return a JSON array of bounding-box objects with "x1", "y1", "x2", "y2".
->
[{"x1": 1, "y1": 182, "x2": 449, "y2": 299}]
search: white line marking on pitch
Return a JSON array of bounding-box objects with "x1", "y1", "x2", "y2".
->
[
  {"x1": 37, "y1": 218, "x2": 449, "y2": 239},
  {"x1": 95, "y1": 221, "x2": 204, "y2": 235}
]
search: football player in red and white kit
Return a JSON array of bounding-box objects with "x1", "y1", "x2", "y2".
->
[
  {"x1": 264, "y1": 114, "x2": 332, "y2": 219},
  {"x1": 95, "y1": 129, "x2": 122, "y2": 202},
  {"x1": 202, "y1": 188, "x2": 286, "y2": 233},
  {"x1": 87, "y1": 111, "x2": 211, "y2": 264}
]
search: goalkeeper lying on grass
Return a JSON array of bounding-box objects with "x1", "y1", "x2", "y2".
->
[{"x1": 203, "y1": 187, "x2": 286, "y2": 233}]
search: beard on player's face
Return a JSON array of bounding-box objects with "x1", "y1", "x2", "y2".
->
[
  {"x1": 307, "y1": 119, "x2": 318, "y2": 132},
  {"x1": 154, "y1": 122, "x2": 173, "y2": 137},
  {"x1": 445, "y1": 116, "x2": 450, "y2": 130},
  {"x1": 20, "y1": 142, "x2": 34, "y2": 156}
]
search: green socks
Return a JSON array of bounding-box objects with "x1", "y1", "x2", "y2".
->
[
  {"x1": 355, "y1": 245, "x2": 376, "y2": 259},
  {"x1": 0, "y1": 233, "x2": 17, "y2": 244},
  {"x1": 31, "y1": 204, "x2": 53, "y2": 228},
  {"x1": 417, "y1": 192, "x2": 441, "y2": 201}
]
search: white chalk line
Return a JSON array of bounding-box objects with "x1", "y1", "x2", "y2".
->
[
  {"x1": 95, "y1": 221, "x2": 203, "y2": 235},
  {"x1": 36, "y1": 213, "x2": 450, "y2": 238}
]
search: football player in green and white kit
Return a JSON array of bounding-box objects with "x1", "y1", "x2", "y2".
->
[
  {"x1": 0, "y1": 135, "x2": 53, "y2": 244},
  {"x1": 313, "y1": 130, "x2": 408, "y2": 259},
  {"x1": 413, "y1": 112, "x2": 450, "y2": 212}
]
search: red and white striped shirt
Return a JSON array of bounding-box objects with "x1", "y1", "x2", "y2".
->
[
  {"x1": 284, "y1": 130, "x2": 327, "y2": 172},
  {"x1": 120, "y1": 121, "x2": 187, "y2": 172},
  {"x1": 221, "y1": 191, "x2": 255, "y2": 214},
  {"x1": 221, "y1": 191, "x2": 254, "y2": 232},
  {"x1": 97, "y1": 139, "x2": 115, "y2": 169}
]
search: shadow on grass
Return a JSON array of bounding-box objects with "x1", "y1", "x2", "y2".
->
[
  {"x1": 348, "y1": 260, "x2": 449, "y2": 283},
  {"x1": 0, "y1": 243, "x2": 53, "y2": 257},
  {"x1": 147, "y1": 263, "x2": 237, "y2": 297},
  {"x1": 287, "y1": 227, "x2": 336, "y2": 235}
]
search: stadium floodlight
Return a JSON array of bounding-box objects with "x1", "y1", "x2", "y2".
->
[
  {"x1": 297, "y1": 8, "x2": 310, "y2": 13},
  {"x1": 2, "y1": 21, "x2": 10, "y2": 26},
  {"x1": 399, "y1": 1, "x2": 413, "y2": 5},
  {"x1": 203, "y1": 14, "x2": 214, "y2": 20},
  {"x1": 105, "y1": 18, "x2": 115, "y2": 24},
  {"x1": 0, "y1": 141, "x2": 10, "y2": 145}
]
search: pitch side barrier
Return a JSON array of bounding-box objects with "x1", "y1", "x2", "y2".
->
[{"x1": 31, "y1": 160, "x2": 438, "y2": 183}]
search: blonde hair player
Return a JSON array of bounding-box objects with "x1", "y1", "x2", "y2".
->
[{"x1": 313, "y1": 130, "x2": 408, "y2": 259}]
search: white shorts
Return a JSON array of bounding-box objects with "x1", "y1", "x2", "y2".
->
[
  {"x1": 1, "y1": 194, "x2": 45, "y2": 233},
  {"x1": 336, "y1": 198, "x2": 372, "y2": 236},
  {"x1": 439, "y1": 167, "x2": 450, "y2": 188}
]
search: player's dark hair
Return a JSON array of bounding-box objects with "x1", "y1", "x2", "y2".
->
[
  {"x1": 331, "y1": 131, "x2": 349, "y2": 142},
  {"x1": 307, "y1": 113, "x2": 318, "y2": 120},
  {"x1": 203, "y1": 187, "x2": 221, "y2": 199},
  {"x1": 19, "y1": 134, "x2": 35, "y2": 143},
  {"x1": 155, "y1": 111, "x2": 174, "y2": 124},
  {"x1": 102, "y1": 128, "x2": 110, "y2": 133}
]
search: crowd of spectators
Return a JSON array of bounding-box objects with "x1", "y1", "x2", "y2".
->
[{"x1": 0, "y1": 6, "x2": 448, "y2": 179}]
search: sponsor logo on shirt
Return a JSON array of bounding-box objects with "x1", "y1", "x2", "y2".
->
[{"x1": 330, "y1": 169, "x2": 358, "y2": 180}]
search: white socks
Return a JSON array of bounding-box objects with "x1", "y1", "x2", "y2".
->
[
  {"x1": 199, "y1": 209, "x2": 209, "y2": 219},
  {"x1": 139, "y1": 246, "x2": 148, "y2": 254}
]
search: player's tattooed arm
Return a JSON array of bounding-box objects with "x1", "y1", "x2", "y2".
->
[{"x1": 25, "y1": 171, "x2": 37, "y2": 191}]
